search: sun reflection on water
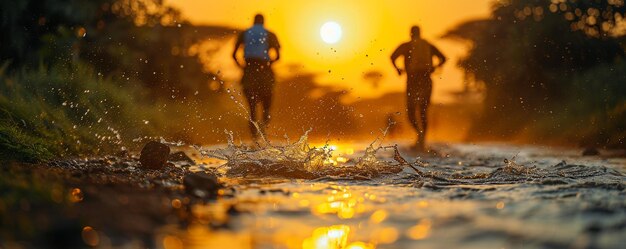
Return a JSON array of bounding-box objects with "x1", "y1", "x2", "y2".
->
[
  {"x1": 314, "y1": 143, "x2": 356, "y2": 167},
  {"x1": 157, "y1": 180, "x2": 443, "y2": 249},
  {"x1": 406, "y1": 218, "x2": 432, "y2": 240},
  {"x1": 302, "y1": 225, "x2": 375, "y2": 249},
  {"x1": 312, "y1": 186, "x2": 367, "y2": 219}
]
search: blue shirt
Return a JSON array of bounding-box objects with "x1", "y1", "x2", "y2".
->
[{"x1": 238, "y1": 24, "x2": 280, "y2": 61}]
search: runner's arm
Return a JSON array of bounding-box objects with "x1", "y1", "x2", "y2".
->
[
  {"x1": 232, "y1": 32, "x2": 244, "y2": 67},
  {"x1": 269, "y1": 32, "x2": 281, "y2": 63},
  {"x1": 430, "y1": 44, "x2": 447, "y2": 68},
  {"x1": 390, "y1": 44, "x2": 407, "y2": 75}
]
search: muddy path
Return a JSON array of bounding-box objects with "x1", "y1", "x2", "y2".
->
[{"x1": 1, "y1": 142, "x2": 625, "y2": 249}]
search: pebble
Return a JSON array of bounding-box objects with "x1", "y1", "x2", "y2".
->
[
  {"x1": 183, "y1": 172, "x2": 221, "y2": 199},
  {"x1": 139, "y1": 141, "x2": 170, "y2": 169}
]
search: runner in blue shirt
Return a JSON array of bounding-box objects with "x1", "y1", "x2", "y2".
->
[{"x1": 232, "y1": 14, "x2": 281, "y2": 139}]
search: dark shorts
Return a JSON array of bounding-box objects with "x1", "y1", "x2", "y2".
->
[
  {"x1": 241, "y1": 59, "x2": 275, "y2": 102},
  {"x1": 406, "y1": 71, "x2": 433, "y2": 107}
]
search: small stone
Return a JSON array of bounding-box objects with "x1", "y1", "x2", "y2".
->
[
  {"x1": 139, "y1": 141, "x2": 170, "y2": 169},
  {"x1": 227, "y1": 205, "x2": 241, "y2": 215},
  {"x1": 169, "y1": 151, "x2": 196, "y2": 165},
  {"x1": 582, "y1": 147, "x2": 600, "y2": 156},
  {"x1": 115, "y1": 150, "x2": 129, "y2": 158},
  {"x1": 183, "y1": 172, "x2": 221, "y2": 199}
]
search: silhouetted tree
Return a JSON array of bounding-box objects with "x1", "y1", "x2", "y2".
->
[
  {"x1": 0, "y1": 0, "x2": 235, "y2": 98},
  {"x1": 362, "y1": 70, "x2": 384, "y2": 89},
  {"x1": 445, "y1": 0, "x2": 626, "y2": 146}
]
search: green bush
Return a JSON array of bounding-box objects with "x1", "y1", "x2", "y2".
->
[
  {"x1": 534, "y1": 62, "x2": 626, "y2": 148},
  {"x1": 0, "y1": 62, "x2": 174, "y2": 162},
  {"x1": 445, "y1": 0, "x2": 626, "y2": 148}
]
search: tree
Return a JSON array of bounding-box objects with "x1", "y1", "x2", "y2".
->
[
  {"x1": 445, "y1": 0, "x2": 625, "y2": 142},
  {"x1": 0, "y1": 0, "x2": 236, "y2": 98},
  {"x1": 362, "y1": 70, "x2": 384, "y2": 89}
]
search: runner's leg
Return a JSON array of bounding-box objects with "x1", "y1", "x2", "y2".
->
[
  {"x1": 246, "y1": 93, "x2": 259, "y2": 138},
  {"x1": 261, "y1": 69, "x2": 275, "y2": 126},
  {"x1": 406, "y1": 73, "x2": 419, "y2": 132},
  {"x1": 417, "y1": 73, "x2": 433, "y2": 150},
  {"x1": 242, "y1": 61, "x2": 260, "y2": 138}
]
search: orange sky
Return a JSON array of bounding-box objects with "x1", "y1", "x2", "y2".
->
[{"x1": 167, "y1": 0, "x2": 493, "y2": 103}]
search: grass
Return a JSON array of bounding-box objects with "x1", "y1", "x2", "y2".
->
[{"x1": 0, "y1": 62, "x2": 176, "y2": 162}]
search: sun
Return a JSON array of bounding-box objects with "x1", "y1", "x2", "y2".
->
[{"x1": 320, "y1": 21, "x2": 342, "y2": 44}]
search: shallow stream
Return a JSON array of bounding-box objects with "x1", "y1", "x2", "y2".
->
[{"x1": 156, "y1": 137, "x2": 626, "y2": 249}]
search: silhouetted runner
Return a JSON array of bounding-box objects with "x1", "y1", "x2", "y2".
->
[
  {"x1": 391, "y1": 25, "x2": 446, "y2": 151},
  {"x1": 232, "y1": 14, "x2": 281, "y2": 139}
]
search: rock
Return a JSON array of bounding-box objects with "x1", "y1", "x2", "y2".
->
[
  {"x1": 169, "y1": 151, "x2": 196, "y2": 165},
  {"x1": 582, "y1": 147, "x2": 600, "y2": 156},
  {"x1": 227, "y1": 205, "x2": 241, "y2": 215},
  {"x1": 115, "y1": 149, "x2": 130, "y2": 158},
  {"x1": 183, "y1": 172, "x2": 221, "y2": 198},
  {"x1": 139, "y1": 141, "x2": 170, "y2": 169}
]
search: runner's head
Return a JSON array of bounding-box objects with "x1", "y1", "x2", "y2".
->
[
  {"x1": 254, "y1": 14, "x2": 264, "y2": 25},
  {"x1": 411, "y1": 25, "x2": 421, "y2": 40}
]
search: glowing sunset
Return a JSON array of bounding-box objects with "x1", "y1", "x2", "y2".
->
[{"x1": 167, "y1": 0, "x2": 493, "y2": 102}]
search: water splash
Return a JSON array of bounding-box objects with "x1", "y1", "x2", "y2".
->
[
  {"x1": 194, "y1": 127, "x2": 403, "y2": 179},
  {"x1": 193, "y1": 87, "x2": 404, "y2": 179}
]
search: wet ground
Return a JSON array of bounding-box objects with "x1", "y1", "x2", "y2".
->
[{"x1": 2, "y1": 141, "x2": 625, "y2": 249}]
